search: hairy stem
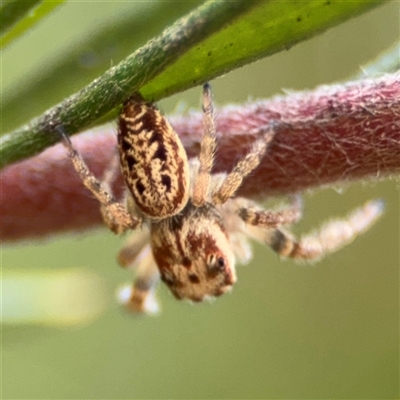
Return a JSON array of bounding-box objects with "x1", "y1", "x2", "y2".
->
[{"x1": 1, "y1": 73, "x2": 399, "y2": 241}]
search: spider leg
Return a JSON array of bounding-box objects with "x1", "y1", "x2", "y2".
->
[
  {"x1": 264, "y1": 200, "x2": 384, "y2": 260},
  {"x1": 59, "y1": 129, "x2": 141, "y2": 234},
  {"x1": 239, "y1": 194, "x2": 303, "y2": 228},
  {"x1": 212, "y1": 124, "x2": 276, "y2": 205},
  {"x1": 101, "y1": 148, "x2": 121, "y2": 193},
  {"x1": 192, "y1": 83, "x2": 217, "y2": 207},
  {"x1": 117, "y1": 230, "x2": 151, "y2": 268},
  {"x1": 117, "y1": 247, "x2": 161, "y2": 315}
]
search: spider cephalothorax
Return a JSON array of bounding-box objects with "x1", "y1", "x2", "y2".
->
[
  {"x1": 61, "y1": 84, "x2": 383, "y2": 315},
  {"x1": 151, "y1": 201, "x2": 236, "y2": 302}
]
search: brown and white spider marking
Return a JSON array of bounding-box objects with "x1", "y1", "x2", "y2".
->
[{"x1": 60, "y1": 84, "x2": 383, "y2": 315}]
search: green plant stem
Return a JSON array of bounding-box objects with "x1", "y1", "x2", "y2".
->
[
  {"x1": 1, "y1": 2, "x2": 200, "y2": 131},
  {"x1": 0, "y1": 0, "x2": 260, "y2": 169},
  {"x1": 2, "y1": 1, "x2": 387, "y2": 134},
  {"x1": 0, "y1": 1, "x2": 389, "y2": 169}
]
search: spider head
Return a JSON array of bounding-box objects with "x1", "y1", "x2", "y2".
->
[{"x1": 150, "y1": 202, "x2": 237, "y2": 302}]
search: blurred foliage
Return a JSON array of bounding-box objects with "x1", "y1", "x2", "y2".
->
[
  {"x1": 0, "y1": 0, "x2": 65, "y2": 49},
  {"x1": 2, "y1": 1, "x2": 399, "y2": 399},
  {"x1": 352, "y1": 41, "x2": 400, "y2": 79}
]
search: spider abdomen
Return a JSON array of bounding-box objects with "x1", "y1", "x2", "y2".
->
[{"x1": 118, "y1": 98, "x2": 190, "y2": 219}]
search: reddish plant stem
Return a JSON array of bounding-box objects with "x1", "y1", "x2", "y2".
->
[{"x1": 1, "y1": 73, "x2": 399, "y2": 241}]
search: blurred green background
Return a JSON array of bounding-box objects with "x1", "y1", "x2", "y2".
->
[{"x1": 2, "y1": 1, "x2": 399, "y2": 399}]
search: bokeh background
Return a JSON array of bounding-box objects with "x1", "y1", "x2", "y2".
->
[{"x1": 2, "y1": 2, "x2": 399, "y2": 399}]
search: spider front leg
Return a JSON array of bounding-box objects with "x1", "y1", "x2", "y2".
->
[
  {"x1": 192, "y1": 83, "x2": 217, "y2": 207},
  {"x1": 100, "y1": 148, "x2": 121, "y2": 194},
  {"x1": 212, "y1": 124, "x2": 276, "y2": 205},
  {"x1": 59, "y1": 129, "x2": 141, "y2": 234},
  {"x1": 263, "y1": 200, "x2": 384, "y2": 260}
]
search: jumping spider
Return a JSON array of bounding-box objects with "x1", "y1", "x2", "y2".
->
[{"x1": 60, "y1": 84, "x2": 383, "y2": 315}]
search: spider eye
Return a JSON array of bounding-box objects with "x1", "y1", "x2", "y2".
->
[
  {"x1": 207, "y1": 254, "x2": 226, "y2": 273},
  {"x1": 217, "y1": 257, "x2": 225, "y2": 269}
]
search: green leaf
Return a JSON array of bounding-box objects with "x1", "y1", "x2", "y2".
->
[
  {"x1": 141, "y1": 0, "x2": 389, "y2": 100},
  {"x1": 1, "y1": 0, "x2": 65, "y2": 49},
  {"x1": 0, "y1": 0, "x2": 389, "y2": 169}
]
